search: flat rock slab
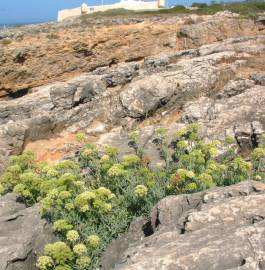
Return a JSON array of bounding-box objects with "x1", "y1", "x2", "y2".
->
[{"x1": 103, "y1": 181, "x2": 265, "y2": 270}]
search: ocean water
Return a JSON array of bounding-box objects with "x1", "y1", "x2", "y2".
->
[{"x1": 0, "y1": 22, "x2": 47, "y2": 28}]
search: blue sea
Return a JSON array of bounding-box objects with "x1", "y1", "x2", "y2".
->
[{"x1": 0, "y1": 21, "x2": 48, "y2": 28}]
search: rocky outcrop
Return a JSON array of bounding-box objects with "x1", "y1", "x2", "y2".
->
[
  {"x1": 181, "y1": 83, "x2": 265, "y2": 150},
  {"x1": 1, "y1": 33, "x2": 265, "y2": 171},
  {"x1": 0, "y1": 193, "x2": 55, "y2": 270},
  {"x1": 177, "y1": 18, "x2": 257, "y2": 48},
  {"x1": 103, "y1": 181, "x2": 265, "y2": 270},
  {"x1": 0, "y1": 16, "x2": 261, "y2": 98}
]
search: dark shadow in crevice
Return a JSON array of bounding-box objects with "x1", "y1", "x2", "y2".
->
[
  {"x1": 142, "y1": 221, "x2": 154, "y2": 237},
  {"x1": 8, "y1": 88, "x2": 29, "y2": 99}
]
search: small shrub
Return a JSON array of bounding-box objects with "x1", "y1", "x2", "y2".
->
[{"x1": 1, "y1": 124, "x2": 265, "y2": 269}]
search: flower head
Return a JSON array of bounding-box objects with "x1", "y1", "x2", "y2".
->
[
  {"x1": 76, "y1": 256, "x2": 91, "y2": 269},
  {"x1": 122, "y1": 154, "x2": 140, "y2": 167},
  {"x1": 44, "y1": 242, "x2": 73, "y2": 264},
  {"x1": 73, "y1": 244, "x2": 87, "y2": 256},
  {"x1": 66, "y1": 230, "x2": 79, "y2": 242},
  {"x1": 104, "y1": 145, "x2": 118, "y2": 157},
  {"x1": 74, "y1": 191, "x2": 96, "y2": 212},
  {"x1": 58, "y1": 191, "x2": 71, "y2": 200},
  {"x1": 134, "y1": 185, "x2": 148, "y2": 198},
  {"x1": 100, "y1": 155, "x2": 110, "y2": 163},
  {"x1": 36, "y1": 256, "x2": 54, "y2": 270},
  {"x1": 255, "y1": 175, "x2": 262, "y2": 181},
  {"x1": 185, "y1": 182, "x2": 198, "y2": 192},
  {"x1": 176, "y1": 140, "x2": 188, "y2": 150},
  {"x1": 65, "y1": 203, "x2": 75, "y2": 211},
  {"x1": 107, "y1": 164, "x2": 127, "y2": 177},
  {"x1": 86, "y1": 234, "x2": 100, "y2": 249},
  {"x1": 46, "y1": 169, "x2": 59, "y2": 178}
]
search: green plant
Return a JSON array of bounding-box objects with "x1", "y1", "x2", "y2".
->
[{"x1": 1, "y1": 124, "x2": 265, "y2": 269}]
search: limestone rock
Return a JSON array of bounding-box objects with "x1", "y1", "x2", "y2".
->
[
  {"x1": 181, "y1": 85, "x2": 265, "y2": 149},
  {"x1": 251, "y1": 73, "x2": 265, "y2": 86},
  {"x1": 0, "y1": 16, "x2": 260, "y2": 97},
  {"x1": 120, "y1": 75, "x2": 174, "y2": 118},
  {"x1": 178, "y1": 18, "x2": 257, "y2": 49},
  {"x1": 0, "y1": 33, "x2": 265, "y2": 172},
  {"x1": 217, "y1": 79, "x2": 255, "y2": 99},
  {"x1": 109, "y1": 181, "x2": 265, "y2": 270},
  {"x1": 0, "y1": 193, "x2": 55, "y2": 270}
]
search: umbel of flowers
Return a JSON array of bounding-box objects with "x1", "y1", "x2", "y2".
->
[{"x1": 1, "y1": 124, "x2": 265, "y2": 269}]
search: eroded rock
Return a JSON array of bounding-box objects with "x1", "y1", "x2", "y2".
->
[
  {"x1": 0, "y1": 193, "x2": 55, "y2": 270},
  {"x1": 107, "y1": 181, "x2": 265, "y2": 270}
]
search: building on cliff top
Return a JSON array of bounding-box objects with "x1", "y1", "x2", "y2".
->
[{"x1": 57, "y1": 0, "x2": 165, "y2": 22}]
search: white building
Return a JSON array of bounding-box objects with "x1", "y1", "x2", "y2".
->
[{"x1": 58, "y1": 0, "x2": 166, "y2": 22}]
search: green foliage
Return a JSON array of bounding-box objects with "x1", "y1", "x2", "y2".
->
[
  {"x1": 79, "y1": 1, "x2": 265, "y2": 21},
  {"x1": 44, "y1": 242, "x2": 73, "y2": 265},
  {"x1": 1, "y1": 124, "x2": 265, "y2": 269},
  {"x1": 191, "y1": 2, "x2": 208, "y2": 8}
]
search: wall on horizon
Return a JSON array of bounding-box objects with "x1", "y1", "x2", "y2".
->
[{"x1": 57, "y1": 0, "x2": 165, "y2": 22}]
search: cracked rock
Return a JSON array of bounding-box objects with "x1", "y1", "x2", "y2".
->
[{"x1": 104, "y1": 181, "x2": 265, "y2": 270}]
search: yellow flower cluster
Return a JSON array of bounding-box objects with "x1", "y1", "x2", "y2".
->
[
  {"x1": 86, "y1": 234, "x2": 100, "y2": 249},
  {"x1": 122, "y1": 154, "x2": 141, "y2": 167},
  {"x1": 104, "y1": 145, "x2": 118, "y2": 157},
  {"x1": 36, "y1": 256, "x2": 54, "y2": 270},
  {"x1": 44, "y1": 242, "x2": 73, "y2": 265},
  {"x1": 66, "y1": 230, "x2": 79, "y2": 242},
  {"x1": 74, "y1": 187, "x2": 114, "y2": 213},
  {"x1": 134, "y1": 185, "x2": 148, "y2": 198},
  {"x1": 107, "y1": 164, "x2": 127, "y2": 177},
  {"x1": 76, "y1": 256, "x2": 91, "y2": 269},
  {"x1": 73, "y1": 244, "x2": 87, "y2": 256},
  {"x1": 176, "y1": 169, "x2": 195, "y2": 179}
]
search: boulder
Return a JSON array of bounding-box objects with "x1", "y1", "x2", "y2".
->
[
  {"x1": 0, "y1": 193, "x2": 55, "y2": 270},
  {"x1": 251, "y1": 73, "x2": 265, "y2": 86},
  {"x1": 108, "y1": 181, "x2": 265, "y2": 270},
  {"x1": 120, "y1": 75, "x2": 174, "y2": 118}
]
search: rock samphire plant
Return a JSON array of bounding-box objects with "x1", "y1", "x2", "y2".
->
[{"x1": 1, "y1": 124, "x2": 265, "y2": 269}]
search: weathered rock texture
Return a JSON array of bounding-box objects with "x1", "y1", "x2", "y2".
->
[
  {"x1": 0, "y1": 193, "x2": 55, "y2": 270},
  {"x1": 0, "y1": 14, "x2": 265, "y2": 270},
  {"x1": 1, "y1": 32, "x2": 265, "y2": 171},
  {"x1": 102, "y1": 181, "x2": 265, "y2": 270},
  {"x1": 0, "y1": 15, "x2": 260, "y2": 98}
]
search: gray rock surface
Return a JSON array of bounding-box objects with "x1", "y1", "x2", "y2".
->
[
  {"x1": 178, "y1": 19, "x2": 257, "y2": 48},
  {"x1": 0, "y1": 34, "x2": 265, "y2": 172},
  {"x1": 182, "y1": 84, "x2": 265, "y2": 150},
  {"x1": 0, "y1": 193, "x2": 55, "y2": 270},
  {"x1": 105, "y1": 181, "x2": 265, "y2": 270},
  {"x1": 251, "y1": 73, "x2": 265, "y2": 86},
  {"x1": 120, "y1": 75, "x2": 174, "y2": 118}
]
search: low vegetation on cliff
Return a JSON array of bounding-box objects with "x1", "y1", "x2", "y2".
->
[
  {"x1": 1, "y1": 124, "x2": 265, "y2": 269},
  {"x1": 79, "y1": 1, "x2": 265, "y2": 21}
]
